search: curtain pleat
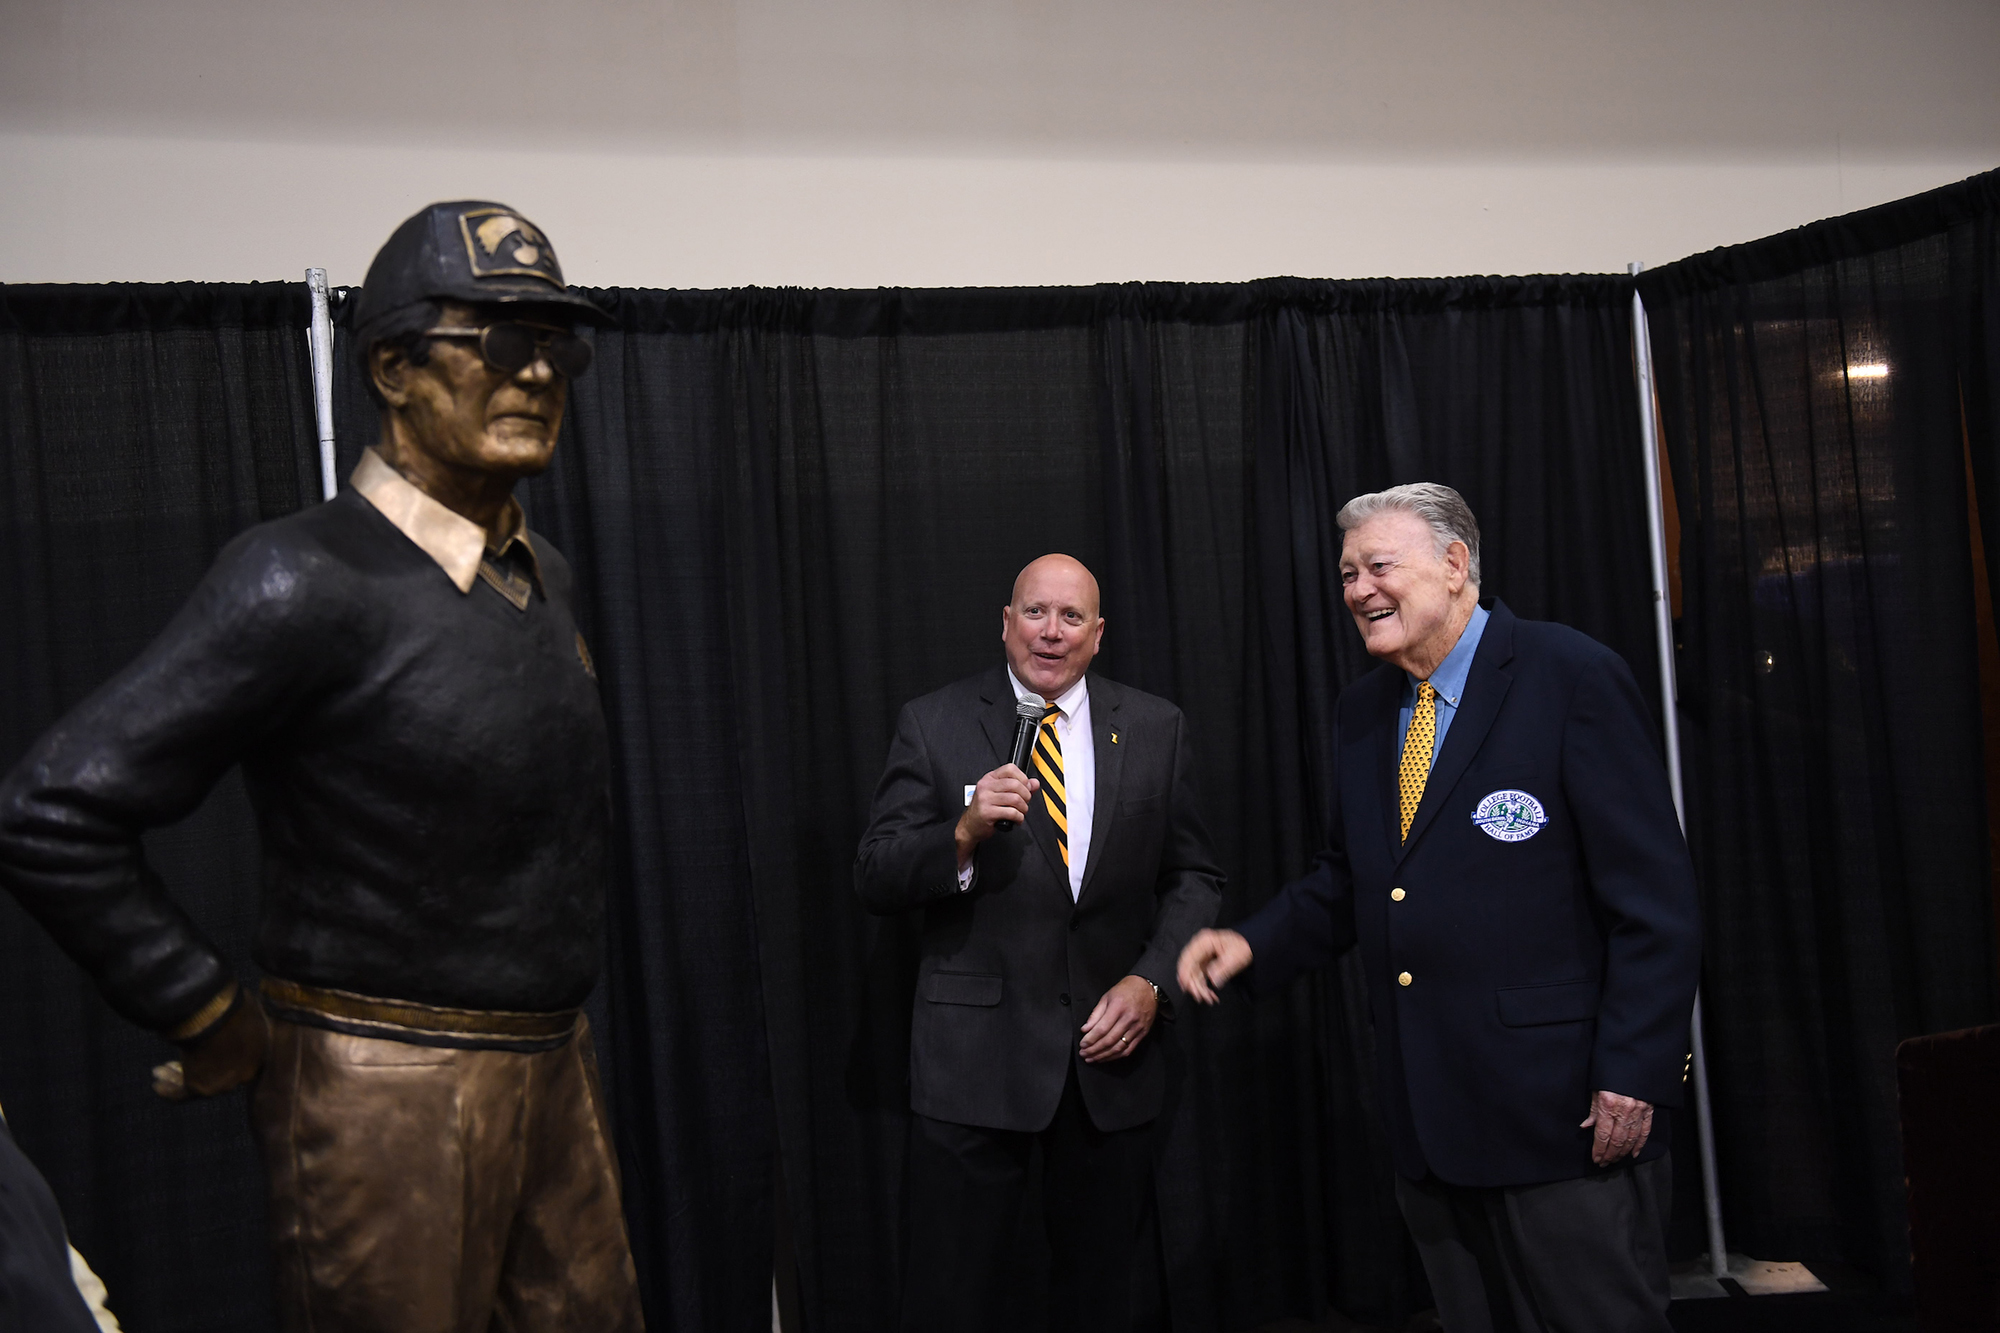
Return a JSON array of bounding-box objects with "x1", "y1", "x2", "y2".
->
[{"x1": 0, "y1": 281, "x2": 316, "y2": 1333}]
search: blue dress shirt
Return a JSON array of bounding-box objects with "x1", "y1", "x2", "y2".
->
[{"x1": 1396, "y1": 603, "x2": 1489, "y2": 765}]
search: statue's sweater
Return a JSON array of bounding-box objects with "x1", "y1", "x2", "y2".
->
[{"x1": 0, "y1": 487, "x2": 611, "y2": 1033}]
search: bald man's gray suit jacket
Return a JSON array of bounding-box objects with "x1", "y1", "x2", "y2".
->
[{"x1": 855, "y1": 667, "x2": 1224, "y2": 1133}]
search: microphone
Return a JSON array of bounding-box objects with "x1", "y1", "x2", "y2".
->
[{"x1": 996, "y1": 695, "x2": 1045, "y2": 832}]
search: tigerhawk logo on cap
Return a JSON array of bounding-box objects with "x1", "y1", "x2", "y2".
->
[{"x1": 457, "y1": 206, "x2": 565, "y2": 287}]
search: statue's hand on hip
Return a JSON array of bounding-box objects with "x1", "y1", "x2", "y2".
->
[{"x1": 153, "y1": 988, "x2": 270, "y2": 1101}]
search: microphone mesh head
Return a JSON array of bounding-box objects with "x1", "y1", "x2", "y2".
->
[{"x1": 1016, "y1": 696, "x2": 1045, "y2": 719}]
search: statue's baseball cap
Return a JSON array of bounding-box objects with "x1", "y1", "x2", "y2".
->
[{"x1": 351, "y1": 201, "x2": 612, "y2": 345}]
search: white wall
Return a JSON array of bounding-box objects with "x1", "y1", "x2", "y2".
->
[{"x1": 3, "y1": 0, "x2": 1995, "y2": 288}]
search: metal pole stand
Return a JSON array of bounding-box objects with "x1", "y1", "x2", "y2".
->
[
  {"x1": 1629, "y1": 262, "x2": 1824, "y2": 1301},
  {"x1": 306, "y1": 268, "x2": 337, "y2": 501}
]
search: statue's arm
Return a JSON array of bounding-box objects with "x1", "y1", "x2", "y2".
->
[{"x1": 0, "y1": 529, "x2": 329, "y2": 1035}]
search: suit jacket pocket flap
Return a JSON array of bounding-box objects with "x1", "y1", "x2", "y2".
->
[
  {"x1": 924, "y1": 970, "x2": 1003, "y2": 1006},
  {"x1": 1496, "y1": 979, "x2": 1599, "y2": 1027}
]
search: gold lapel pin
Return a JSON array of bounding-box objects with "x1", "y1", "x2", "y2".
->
[{"x1": 1111, "y1": 732, "x2": 1120, "y2": 744}]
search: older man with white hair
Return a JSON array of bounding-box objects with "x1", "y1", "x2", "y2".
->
[{"x1": 1179, "y1": 483, "x2": 1701, "y2": 1333}]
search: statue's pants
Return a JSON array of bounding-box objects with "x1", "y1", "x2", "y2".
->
[{"x1": 250, "y1": 1011, "x2": 643, "y2": 1333}]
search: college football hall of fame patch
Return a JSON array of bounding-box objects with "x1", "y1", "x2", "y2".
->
[{"x1": 1473, "y1": 789, "x2": 1548, "y2": 842}]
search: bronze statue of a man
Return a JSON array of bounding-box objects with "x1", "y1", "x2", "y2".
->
[{"x1": 0, "y1": 202, "x2": 643, "y2": 1331}]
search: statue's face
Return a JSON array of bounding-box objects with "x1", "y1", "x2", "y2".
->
[{"x1": 375, "y1": 300, "x2": 569, "y2": 481}]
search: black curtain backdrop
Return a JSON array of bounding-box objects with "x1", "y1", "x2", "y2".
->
[
  {"x1": 0, "y1": 283, "x2": 319, "y2": 1332},
  {"x1": 3, "y1": 173, "x2": 1996, "y2": 1333},
  {"x1": 468, "y1": 277, "x2": 1649, "y2": 1332},
  {"x1": 1637, "y1": 167, "x2": 2000, "y2": 1291}
]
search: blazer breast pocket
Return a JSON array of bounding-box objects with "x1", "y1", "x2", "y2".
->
[
  {"x1": 923, "y1": 970, "x2": 1002, "y2": 1006},
  {"x1": 1495, "y1": 979, "x2": 1599, "y2": 1027},
  {"x1": 1118, "y1": 792, "x2": 1163, "y2": 818}
]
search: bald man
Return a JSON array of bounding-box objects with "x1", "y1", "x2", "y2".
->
[{"x1": 857, "y1": 555, "x2": 1224, "y2": 1333}]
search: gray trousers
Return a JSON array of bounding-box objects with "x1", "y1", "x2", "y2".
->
[{"x1": 1395, "y1": 1154, "x2": 1673, "y2": 1333}]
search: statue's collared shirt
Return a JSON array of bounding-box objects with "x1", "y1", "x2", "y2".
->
[
  {"x1": 351, "y1": 447, "x2": 544, "y2": 609},
  {"x1": 1396, "y1": 602, "x2": 1490, "y2": 764}
]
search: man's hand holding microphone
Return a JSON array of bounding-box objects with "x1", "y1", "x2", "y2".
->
[
  {"x1": 954, "y1": 763, "x2": 1041, "y2": 869},
  {"x1": 955, "y1": 695, "x2": 1047, "y2": 869}
]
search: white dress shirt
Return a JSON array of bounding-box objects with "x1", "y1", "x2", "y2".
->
[{"x1": 959, "y1": 669, "x2": 1097, "y2": 899}]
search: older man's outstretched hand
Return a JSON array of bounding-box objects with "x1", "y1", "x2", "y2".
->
[{"x1": 1176, "y1": 928, "x2": 1253, "y2": 1005}]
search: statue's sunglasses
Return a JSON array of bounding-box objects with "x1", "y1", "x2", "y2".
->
[{"x1": 422, "y1": 322, "x2": 594, "y2": 379}]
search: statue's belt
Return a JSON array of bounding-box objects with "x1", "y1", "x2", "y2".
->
[{"x1": 260, "y1": 977, "x2": 581, "y2": 1053}]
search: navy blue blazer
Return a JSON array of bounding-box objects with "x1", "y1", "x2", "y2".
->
[{"x1": 1237, "y1": 601, "x2": 1701, "y2": 1187}]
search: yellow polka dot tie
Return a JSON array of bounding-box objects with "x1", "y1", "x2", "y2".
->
[
  {"x1": 1399, "y1": 681, "x2": 1437, "y2": 841},
  {"x1": 1031, "y1": 704, "x2": 1068, "y2": 866}
]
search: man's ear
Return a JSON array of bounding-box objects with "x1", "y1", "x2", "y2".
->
[
  {"x1": 1445, "y1": 540, "x2": 1471, "y2": 589},
  {"x1": 369, "y1": 344, "x2": 413, "y2": 409}
]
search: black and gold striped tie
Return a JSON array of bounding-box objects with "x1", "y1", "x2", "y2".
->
[{"x1": 1031, "y1": 703, "x2": 1068, "y2": 866}]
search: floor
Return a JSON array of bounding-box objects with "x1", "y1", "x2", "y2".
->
[
  {"x1": 1249, "y1": 1265, "x2": 1915, "y2": 1333},
  {"x1": 1663, "y1": 1282, "x2": 1914, "y2": 1333}
]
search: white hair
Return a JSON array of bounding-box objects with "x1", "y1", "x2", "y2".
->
[{"x1": 1336, "y1": 483, "x2": 1482, "y2": 587}]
